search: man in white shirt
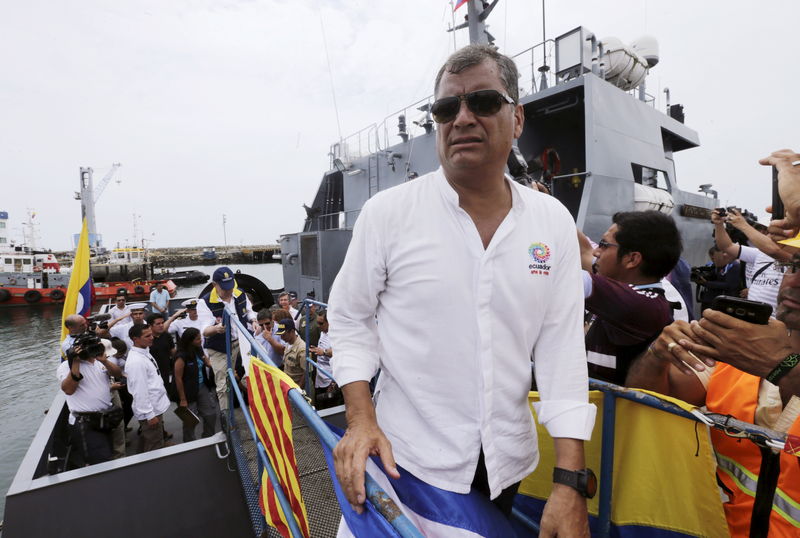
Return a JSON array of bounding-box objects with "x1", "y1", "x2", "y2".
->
[
  {"x1": 107, "y1": 302, "x2": 147, "y2": 351},
  {"x1": 125, "y1": 324, "x2": 171, "y2": 453},
  {"x1": 197, "y1": 267, "x2": 257, "y2": 411},
  {"x1": 329, "y1": 45, "x2": 595, "y2": 533},
  {"x1": 109, "y1": 293, "x2": 131, "y2": 321},
  {"x1": 167, "y1": 298, "x2": 208, "y2": 339},
  {"x1": 58, "y1": 335, "x2": 123, "y2": 465},
  {"x1": 149, "y1": 281, "x2": 170, "y2": 314}
]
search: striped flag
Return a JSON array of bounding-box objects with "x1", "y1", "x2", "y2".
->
[
  {"x1": 454, "y1": 0, "x2": 469, "y2": 10},
  {"x1": 60, "y1": 217, "x2": 93, "y2": 344},
  {"x1": 248, "y1": 359, "x2": 311, "y2": 537}
]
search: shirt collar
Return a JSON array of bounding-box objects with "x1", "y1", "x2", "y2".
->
[{"x1": 436, "y1": 168, "x2": 526, "y2": 214}]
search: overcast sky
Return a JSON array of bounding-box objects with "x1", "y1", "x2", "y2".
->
[{"x1": 1, "y1": 0, "x2": 796, "y2": 250}]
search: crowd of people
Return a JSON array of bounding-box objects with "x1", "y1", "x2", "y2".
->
[
  {"x1": 57, "y1": 266, "x2": 337, "y2": 470},
  {"x1": 55, "y1": 42, "x2": 800, "y2": 538}
]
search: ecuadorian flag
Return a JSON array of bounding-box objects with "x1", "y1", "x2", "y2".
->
[{"x1": 60, "y1": 218, "x2": 93, "y2": 344}]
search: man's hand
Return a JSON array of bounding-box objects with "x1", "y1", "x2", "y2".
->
[
  {"x1": 147, "y1": 416, "x2": 160, "y2": 427},
  {"x1": 334, "y1": 381, "x2": 400, "y2": 514},
  {"x1": 577, "y1": 230, "x2": 595, "y2": 272},
  {"x1": 650, "y1": 320, "x2": 715, "y2": 375},
  {"x1": 179, "y1": 399, "x2": 188, "y2": 408},
  {"x1": 684, "y1": 309, "x2": 793, "y2": 378},
  {"x1": 726, "y1": 208, "x2": 748, "y2": 229},
  {"x1": 768, "y1": 217, "x2": 797, "y2": 243},
  {"x1": 710, "y1": 208, "x2": 725, "y2": 226},
  {"x1": 539, "y1": 484, "x2": 589, "y2": 537},
  {"x1": 760, "y1": 149, "x2": 800, "y2": 228},
  {"x1": 333, "y1": 419, "x2": 400, "y2": 514}
]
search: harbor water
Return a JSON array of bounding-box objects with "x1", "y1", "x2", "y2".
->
[{"x1": 0, "y1": 263, "x2": 283, "y2": 520}]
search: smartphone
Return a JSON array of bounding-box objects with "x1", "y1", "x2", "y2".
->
[
  {"x1": 710, "y1": 295, "x2": 772, "y2": 325},
  {"x1": 772, "y1": 165, "x2": 785, "y2": 220}
]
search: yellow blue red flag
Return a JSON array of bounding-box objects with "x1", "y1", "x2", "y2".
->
[
  {"x1": 60, "y1": 218, "x2": 93, "y2": 344},
  {"x1": 454, "y1": 0, "x2": 468, "y2": 10},
  {"x1": 248, "y1": 359, "x2": 310, "y2": 537}
]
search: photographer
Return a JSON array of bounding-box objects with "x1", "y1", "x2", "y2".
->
[
  {"x1": 57, "y1": 334, "x2": 123, "y2": 466},
  {"x1": 692, "y1": 246, "x2": 742, "y2": 312}
]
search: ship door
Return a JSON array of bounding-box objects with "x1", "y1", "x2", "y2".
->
[{"x1": 14, "y1": 258, "x2": 22, "y2": 272}]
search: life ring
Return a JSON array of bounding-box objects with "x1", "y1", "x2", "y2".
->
[
  {"x1": 538, "y1": 147, "x2": 561, "y2": 182},
  {"x1": 49, "y1": 289, "x2": 65, "y2": 301},
  {"x1": 0, "y1": 289, "x2": 10, "y2": 302},
  {"x1": 134, "y1": 285, "x2": 145, "y2": 294},
  {"x1": 24, "y1": 289, "x2": 42, "y2": 303}
]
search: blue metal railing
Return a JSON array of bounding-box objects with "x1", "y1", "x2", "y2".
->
[{"x1": 222, "y1": 309, "x2": 424, "y2": 538}]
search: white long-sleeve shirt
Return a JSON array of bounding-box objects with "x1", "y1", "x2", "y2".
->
[
  {"x1": 329, "y1": 168, "x2": 596, "y2": 497},
  {"x1": 125, "y1": 346, "x2": 170, "y2": 420}
]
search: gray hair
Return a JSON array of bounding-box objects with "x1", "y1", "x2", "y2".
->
[{"x1": 434, "y1": 44, "x2": 519, "y2": 103}]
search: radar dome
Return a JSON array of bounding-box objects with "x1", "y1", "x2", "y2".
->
[{"x1": 631, "y1": 35, "x2": 660, "y2": 67}]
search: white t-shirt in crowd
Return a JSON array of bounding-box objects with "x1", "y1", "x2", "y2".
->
[
  {"x1": 739, "y1": 245, "x2": 781, "y2": 315},
  {"x1": 57, "y1": 360, "x2": 113, "y2": 424}
]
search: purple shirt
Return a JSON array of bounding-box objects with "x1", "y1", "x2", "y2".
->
[{"x1": 585, "y1": 273, "x2": 673, "y2": 385}]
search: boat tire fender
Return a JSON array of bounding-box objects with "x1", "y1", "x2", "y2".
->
[
  {"x1": 24, "y1": 289, "x2": 42, "y2": 303},
  {"x1": 0, "y1": 289, "x2": 10, "y2": 302},
  {"x1": 49, "y1": 289, "x2": 65, "y2": 301},
  {"x1": 134, "y1": 285, "x2": 145, "y2": 294}
]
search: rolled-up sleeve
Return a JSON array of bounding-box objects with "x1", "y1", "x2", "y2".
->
[
  {"x1": 532, "y1": 217, "x2": 596, "y2": 440},
  {"x1": 329, "y1": 200, "x2": 387, "y2": 387}
]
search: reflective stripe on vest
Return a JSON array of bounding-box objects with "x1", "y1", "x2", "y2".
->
[{"x1": 716, "y1": 453, "x2": 800, "y2": 528}]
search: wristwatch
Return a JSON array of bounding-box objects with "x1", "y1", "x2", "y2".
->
[
  {"x1": 553, "y1": 467, "x2": 597, "y2": 499},
  {"x1": 71, "y1": 372, "x2": 84, "y2": 382}
]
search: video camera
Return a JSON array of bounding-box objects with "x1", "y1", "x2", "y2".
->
[
  {"x1": 690, "y1": 265, "x2": 716, "y2": 284},
  {"x1": 86, "y1": 313, "x2": 111, "y2": 331},
  {"x1": 68, "y1": 332, "x2": 106, "y2": 366}
]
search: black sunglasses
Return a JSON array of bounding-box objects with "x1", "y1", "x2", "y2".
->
[
  {"x1": 597, "y1": 239, "x2": 620, "y2": 249},
  {"x1": 430, "y1": 89, "x2": 515, "y2": 124}
]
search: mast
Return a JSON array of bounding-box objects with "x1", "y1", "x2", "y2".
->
[{"x1": 453, "y1": 0, "x2": 498, "y2": 46}]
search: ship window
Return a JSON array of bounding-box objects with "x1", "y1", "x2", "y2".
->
[
  {"x1": 22, "y1": 259, "x2": 32, "y2": 265},
  {"x1": 4, "y1": 258, "x2": 11, "y2": 264},
  {"x1": 631, "y1": 163, "x2": 670, "y2": 191},
  {"x1": 300, "y1": 235, "x2": 320, "y2": 278},
  {"x1": 0, "y1": 237, "x2": 6, "y2": 243},
  {"x1": 0, "y1": 221, "x2": 5, "y2": 228}
]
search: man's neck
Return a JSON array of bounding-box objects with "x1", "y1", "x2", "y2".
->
[
  {"x1": 134, "y1": 344, "x2": 147, "y2": 350},
  {"x1": 445, "y1": 169, "x2": 508, "y2": 209}
]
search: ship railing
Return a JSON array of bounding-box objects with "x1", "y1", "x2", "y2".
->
[
  {"x1": 222, "y1": 309, "x2": 424, "y2": 538},
  {"x1": 296, "y1": 301, "x2": 792, "y2": 537},
  {"x1": 307, "y1": 209, "x2": 361, "y2": 232},
  {"x1": 330, "y1": 123, "x2": 379, "y2": 170}
]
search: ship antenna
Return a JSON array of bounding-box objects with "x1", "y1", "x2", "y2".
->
[
  {"x1": 538, "y1": 0, "x2": 550, "y2": 90},
  {"x1": 317, "y1": 4, "x2": 343, "y2": 141}
]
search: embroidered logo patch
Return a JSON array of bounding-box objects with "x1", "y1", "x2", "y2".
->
[
  {"x1": 528, "y1": 242, "x2": 552, "y2": 275},
  {"x1": 528, "y1": 242, "x2": 551, "y2": 262}
]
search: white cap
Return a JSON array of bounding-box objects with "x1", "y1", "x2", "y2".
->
[
  {"x1": 181, "y1": 298, "x2": 199, "y2": 308},
  {"x1": 128, "y1": 302, "x2": 147, "y2": 311}
]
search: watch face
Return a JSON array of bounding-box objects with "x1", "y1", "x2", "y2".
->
[{"x1": 583, "y1": 469, "x2": 598, "y2": 499}]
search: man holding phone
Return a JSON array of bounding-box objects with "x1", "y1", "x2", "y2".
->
[{"x1": 627, "y1": 150, "x2": 800, "y2": 537}]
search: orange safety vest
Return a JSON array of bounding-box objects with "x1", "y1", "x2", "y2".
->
[{"x1": 706, "y1": 363, "x2": 800, "y2": 537}]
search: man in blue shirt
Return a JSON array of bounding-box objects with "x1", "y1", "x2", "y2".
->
[{"x1": 149, "y1": 281, "x2": 170, "y2": 314}]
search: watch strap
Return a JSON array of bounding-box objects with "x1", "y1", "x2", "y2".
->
[
  {"x1": 766, "y1": 353, "x2": 800, "y2": 384},
  {"x1": 552, "y1": 467, "x2": 580, "y2": 490},
  {"x1": 71, "y1": 372, "x2": 84, "y2": 382}
]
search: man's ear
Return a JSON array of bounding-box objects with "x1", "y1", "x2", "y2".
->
[
  {"x1": 513, "y1": 104, "x2": 524, "y2": 139},
  {"x1": 624, "y1": 251, "x2": 643, "y2": 271}
]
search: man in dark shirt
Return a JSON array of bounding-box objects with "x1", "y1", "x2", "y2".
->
[
  {"x1": 695, "y1": 246, "x2": 742, "y2": 311},
  {"x1": 579, "y1": 210, "x2": 682, "y2": 385},
  {"x1": 146, "y1": 312, "x2": 175, "y2": 390}
]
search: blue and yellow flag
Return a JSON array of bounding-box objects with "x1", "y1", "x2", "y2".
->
[{"x1": 60, "y1": 218, "x2": 93, "y2": 344}]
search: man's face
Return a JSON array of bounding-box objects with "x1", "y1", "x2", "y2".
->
[
  {"x1": 592, "y1": 224, "x2": 626, "y2": 280},
  {"x1": 187, "y1": 308, "x2": 198, "y2": 320},
  {"x1": 133, "y1": 328, "x2": 154, "y2": 348},
  {"x1": 317, "y1": 315, "x2": 328, "y2": 332},
  {"x1": 131, "y1": 310, "x2": 145, "y2": 325},
  {"x1": 72, "y1": 317, "x2": 88, "y2": 334},
  {"x1": 710, "y1": 250, "x2": 729, "y2": 268},
  {"x1": 435, "y1": 60, "x2": 523, "y2": 177},
  {"x1": 156, "y1": 283, "x2": 164, "y2": 292},
  {"x1": 283, "y1": 329, "x2": 296, "y2": 344},
  {"x1": 115, "y1": 298, "x2": 126, "y2": 308},
  {"x1": 279, "y1": 295, "x2": 290, "y2": 309},
  {"x1": 259, "y1": 318, "x2": 273, "y2": 333},
  {"x1": 215, "y1": 282, "x2": 233, "y2": 301},
  {"x1": 776, "y1": 270, "x2": 799, "y2": 328},
  {"x1": 150, "y1": 318, "x2": 165, "y2": 335}
]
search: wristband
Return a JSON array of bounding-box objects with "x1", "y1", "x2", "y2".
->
[
  {"x1": 766, "y1": 353, "x2": 800, "y2": 384},
  {"x1": 71, "y1": 372, "x2": 84, "y2": 382}
]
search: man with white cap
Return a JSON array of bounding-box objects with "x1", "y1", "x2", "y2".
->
[
  {"x1": 167, "y1": 298, "x2": 207, "y2": 339},
  {"x1": 107, "y1": 302, "x2": 148, "y2": 351},
  {"x1": 196, "y1": 266, "x2": 257, "y2": 411}
]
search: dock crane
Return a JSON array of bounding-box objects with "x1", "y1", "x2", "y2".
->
[{"x1": 74, "y1": 163, "x2": 121, "y2": 249}]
